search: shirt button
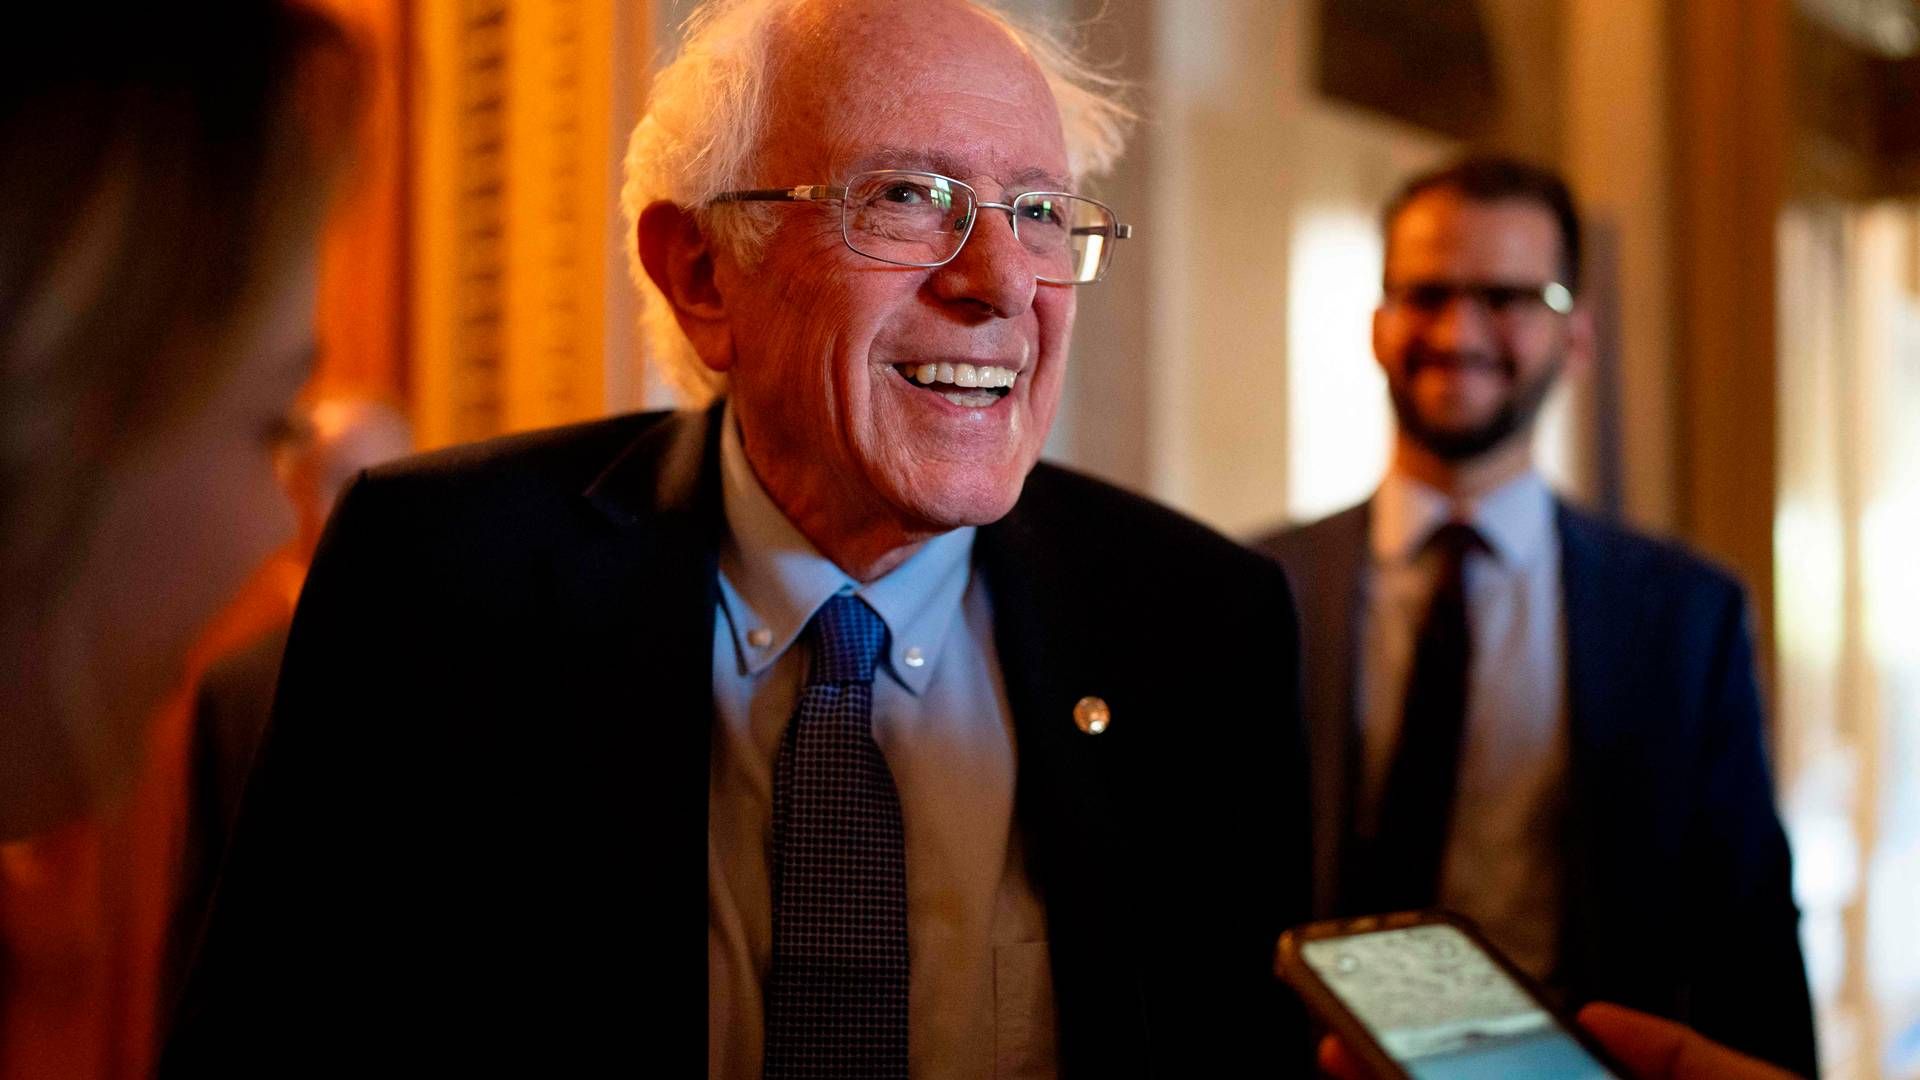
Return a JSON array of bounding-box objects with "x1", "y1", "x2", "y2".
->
[
  {"x1": 903, "y1": 646, "x2": 926, "y2": 668},
  {"x1": 747, "y1": 628, "x2": 773, "y2": 648}
]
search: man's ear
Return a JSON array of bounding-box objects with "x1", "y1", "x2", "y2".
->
[
  {"x1": 1563, "y1": 302, "x2": 1597, "y2": 382},
  {"x1": 637, "y1": 201, "x2": 733, "y2": 373}
]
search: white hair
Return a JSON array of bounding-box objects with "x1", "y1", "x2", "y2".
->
[{"x1": 620, "y1": 0, "x2": 1135, "y2": 405}]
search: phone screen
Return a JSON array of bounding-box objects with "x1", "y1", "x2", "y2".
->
[{"x1": 1298, "y1": 923, "x2": 1622, "y2": 1080}]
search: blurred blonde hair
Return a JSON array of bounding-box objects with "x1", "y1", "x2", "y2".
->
[
  {"x1": 0, "y1": 4, "x2": 363, "y2": 617},
  {"x1": 620, "y1": 0, "x2": 1135, "y2": 405}
]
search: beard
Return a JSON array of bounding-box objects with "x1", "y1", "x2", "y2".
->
[{"x1": 1387, "y1": 345, "x2": 1564, "y2": 462}]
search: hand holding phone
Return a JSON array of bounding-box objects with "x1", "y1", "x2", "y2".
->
[
  {"x1": 1574, "y1": 1003, "x2": 1800, "y2": 1080},
  {"x1": 1276, "y1": 910, "x2": 1628, "y2": 1080}
]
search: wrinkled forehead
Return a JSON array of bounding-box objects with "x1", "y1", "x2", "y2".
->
[{"x1": 759, "y1": 0, "x2": 1070, "y2": 188}]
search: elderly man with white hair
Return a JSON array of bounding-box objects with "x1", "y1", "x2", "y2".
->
[{"x1": 164, "y1": 1, "x2": 1310, "y2": 1076}]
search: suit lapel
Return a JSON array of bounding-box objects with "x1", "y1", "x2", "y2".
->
[
  {"x1": 976, "y1": 495, "x2": 1147, "y2": 1074},
  {"x1": 569, "y1": 405, "x2": 725, "y2": 1039},
  {"x1": 1556, "y1": 503, "x2": 1631, "y2": 996},
  {"x1": 574, "y1": 403, "x2": 725, "y2": 747},
  {"x1": 1299, "y1": 503, "x2": 1368, "y2": 916}
]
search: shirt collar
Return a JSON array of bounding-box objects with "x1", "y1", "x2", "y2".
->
[
  {"x1": 1371, "y1": 468, "x2": 1555, "y2": 569},
  {"x1": 715, "y1": 403, "x2": 975, "y2": 696}
]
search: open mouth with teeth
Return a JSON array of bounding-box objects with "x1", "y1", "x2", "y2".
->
[{"x1": 893, "y1": 362, "x2": 1018, "y2": 408}]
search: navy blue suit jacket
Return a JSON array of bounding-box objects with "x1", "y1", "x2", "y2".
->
[
  {"x1": 1256, "y1": 499, "x2": 1817, "y2": 1077},
  {"x1": 164, "y1": 407, "x2": 1313, "y2": 1077}
]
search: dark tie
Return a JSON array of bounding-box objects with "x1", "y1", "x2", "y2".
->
[
  {"x1": 763, "y1": 593, "x2": 909, "y2": 1080},
  {"x1": 1356, "y1": 521, "x2": 1484, "y2": 913}
]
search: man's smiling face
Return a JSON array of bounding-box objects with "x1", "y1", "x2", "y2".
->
[
  {"x1": 1372, "y1": 190, "x2": 1576, "y2": 462},
  {"x1": 711, "y1": 0, "x2": 1075, "y2": 555}
]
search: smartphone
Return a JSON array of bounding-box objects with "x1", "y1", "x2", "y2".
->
[{"x1": 1275, "y1": 910, "x2": 1629, "y2": 1080}]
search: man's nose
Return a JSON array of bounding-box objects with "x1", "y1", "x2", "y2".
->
[
  {"x1": 930, "y1": 206, "x2": 1037, "y2": 319},
  {"x1": 1422, "y1": 292, "x2": 1498, "y2": 354}
]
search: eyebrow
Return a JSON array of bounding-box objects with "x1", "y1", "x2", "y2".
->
[{"x1": 843, "y1": 146, "x2": 1072, "y2": 192}]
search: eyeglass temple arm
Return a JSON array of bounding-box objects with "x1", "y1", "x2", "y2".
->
[
  {"x1": 710, "y1": 185, "x2": 847, "y2": 204},
  {"x1": 1072, "y1": 224, "x2": 1134, "y2": 239}
]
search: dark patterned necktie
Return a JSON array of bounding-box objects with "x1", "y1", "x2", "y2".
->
[
  {"x1": 763, "y1": 593, "x2": 909, "y2": 1080},
  {"x1": 1357, "y1": 521, "x2": 1485, "y2": 913}
]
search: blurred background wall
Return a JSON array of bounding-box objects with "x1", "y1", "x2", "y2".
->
[{"x1": 285, "y1": 1, "x2": 1920, "y2": 1076}]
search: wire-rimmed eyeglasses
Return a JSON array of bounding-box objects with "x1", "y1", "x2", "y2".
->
[
  {"x1": 1383, "y1": 280, "x2": 1576, "y2": 319},
  {"x1": 711, "y1": 169, "x2": 1134, "y2": 285}
]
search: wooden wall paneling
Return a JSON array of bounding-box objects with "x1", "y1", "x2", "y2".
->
[
  {"x1": 413, "y1": 0, "x2": 628, "y2": 449},
  {"x1": 1564, "y1": 0, "x2": 1675, "y2": 531},
  {"x1": 503, "y1": 0, "x2": 613, "y2": 433},
  {"x1": 1315, "y1": 0, "x2": 1500, "y2": 142},
  {"x1": 312, "y1": 0, "x2": 412, "y2": 404},
  {"x1": 603, "y1": 0, "x2": 652, "y2": 414},
  {"x1": 1671, "y1": 0, "x2": 1789, "y2": 686},
  {"x1": 413, "y1": 0, "x2": 509, "y2": 449}
]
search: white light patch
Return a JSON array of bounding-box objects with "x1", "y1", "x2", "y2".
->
[
  {"x1": 1077, "y1": 234, "x2": 1104, "y2": 281},
  {"x1": 1286, "y1": 208, "x2": 1390, "y2": 521}
]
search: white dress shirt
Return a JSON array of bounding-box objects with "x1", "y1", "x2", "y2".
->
[
  {"x1": 706, "y1": 408, "x2": 1055, "y2": 1080},
  {"x1": 1359, "y1": 469, "x2": 1569, "y2": 982}
]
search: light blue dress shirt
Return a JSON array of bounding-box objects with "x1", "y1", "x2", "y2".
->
[
  {"x1": 1361, "y1": 468, "x2": 1569, "y2": 983},
  {"x1": 705, "y1": 408, "x2": 1055, "y2": 1080}
]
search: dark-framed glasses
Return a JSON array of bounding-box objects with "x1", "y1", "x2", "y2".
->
[
  {"x1": 1385, "y1": 280, "x2": 1575, "y2": 318},
  {"x1": 711, "y1": 169, "x2": 1133, "y2": 285}
]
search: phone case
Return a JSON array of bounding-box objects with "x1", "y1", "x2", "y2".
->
[{"x1": 1273, "y1": 909, "x2": 1633, "y2": 1080}]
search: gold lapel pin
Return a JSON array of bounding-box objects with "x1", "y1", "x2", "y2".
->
[{"x1": 1073, "y1": 696, "x2": 1111, "y2": 735}]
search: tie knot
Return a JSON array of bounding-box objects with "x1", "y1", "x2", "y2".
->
[
  {"x1": 806, "y1": 593, "x2": 888, "y2": 685},
  {"x1": 1424, "y1": 520, "x2": 1485, "y2": 560}
]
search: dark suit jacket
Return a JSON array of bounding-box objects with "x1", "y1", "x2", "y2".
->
[
  {"x1": 164, "y1": 406, "x2": 1312, "y2": 1077},
  {"x1": 1256, "y1": 499, "x2": 1818, "y2": 1077},
  {"x1": 161, "y1": 624, "x2": 288, "y2": 1035}
]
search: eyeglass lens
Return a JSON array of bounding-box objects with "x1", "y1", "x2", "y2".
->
[{"x1": 841, "y1": 170, "x2": 1118, "y2": 283}]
